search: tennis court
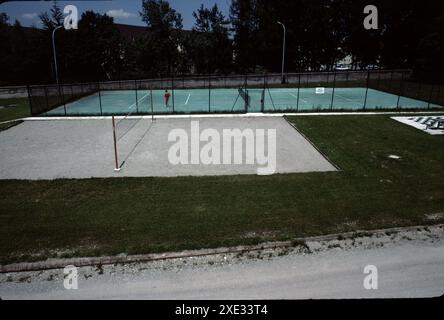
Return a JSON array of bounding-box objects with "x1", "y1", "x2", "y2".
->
[{"x1": 44, "y1": 87, "x2": 439, "y2": 116}]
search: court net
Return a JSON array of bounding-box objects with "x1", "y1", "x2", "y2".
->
[
  {"x1": 112, "y1": 95, "x2": 154, "y2": 171},
  {"x1": 238, "y1": 88, "x2": 250, "y2": 108}
]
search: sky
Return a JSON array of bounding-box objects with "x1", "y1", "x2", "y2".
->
[{"x1": 0, "y1": 0, "x2": 231, "y2": 29}]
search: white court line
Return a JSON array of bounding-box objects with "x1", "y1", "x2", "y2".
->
[
  {"x1": 289, "y1": 93, "x2": 308, "y2": 103},
  {"x1": 334, "y1": 93, "x2": 357, "y2": 102},
  {"x1": 125, "y1": 92, "x2": 150, "y2": 111},
  {"x1": 185, "y1": 93, "x2": 191, "y2": 105}
]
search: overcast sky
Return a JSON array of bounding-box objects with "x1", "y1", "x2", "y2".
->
[{"x1": 0, "y1": 0, "x2": 231, "y2": 29}]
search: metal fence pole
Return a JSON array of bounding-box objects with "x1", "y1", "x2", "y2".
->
[
  {"x1": 396, "y1": 72, "x2": 404, "y2": 109},
  {"x1": 208, "y1": 73, "x2": 211, "y2": 113},
  {"x1": 44, "y1": 86, "x2": 49, "y2": 112},
  {"x1": 436, "y1": 85, "x2": 442, "y2": 107},
  {"x1": 417, "y1": 81, "x2": 422, "y2": 100},
  {"x1": 60, "y1": 84, "x2": 67, "y2": 116},
  {"x1": 389, "y1": 71, "x2": 394, "y2": 92},
  {"x1": 135, "y1": 80, "x2": 139, "y2": 113},
  {"x1": 297, "y1": 73, "x2": 301, "y2": 112},
  {"x1": 171, "y1": 74, "x2": 174, "y2": 113},
  {"x1": 330, "y1": 72, "x2": 336, "y2": 111},
  {"x1": 26, "y1": 85, "x2": 33, "y2": 116},
  {"x1": 376, "y1": 70, "x2": 381, "y2": 89},
  {"x1": 98, "y1": 82, "x2": 103, "y2": 115},
  {"x1": 363, "y1": 70, "x2": 370, "y2": 110},
  {"x1": 150, "y1": 87, "x2": 154, "y2": 120},
  {"x1": 427, "y1": 84, "x2": 434, "y2": 109}
]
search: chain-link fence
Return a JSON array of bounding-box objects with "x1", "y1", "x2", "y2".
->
[{"x1": 27, "y1": 69, "x2": 444, "y2": 116}]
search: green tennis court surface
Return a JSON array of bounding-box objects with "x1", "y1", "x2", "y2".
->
[{"x1": 45, "y1": 87, "x2": 441, "y2": 116}]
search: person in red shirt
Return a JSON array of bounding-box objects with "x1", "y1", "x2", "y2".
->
[{"x1": 164, "y1": 89, "x2": 171, "y2": 109}]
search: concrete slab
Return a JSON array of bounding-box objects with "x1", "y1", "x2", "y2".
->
[{"x1": 0, "y1": 117, "x2": 337, "y2": 180}]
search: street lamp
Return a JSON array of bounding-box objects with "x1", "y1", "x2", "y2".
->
[
  {"x1": 52, "y1": 25, "x2": 63, "y2": 85},
  {"x1": 277, "y1": 21, "x2": 286, "y2": 84}
]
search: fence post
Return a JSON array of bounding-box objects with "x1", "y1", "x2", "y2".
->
[
  {"x1": 135, "y1": 80, "x2": 139, "y2": 113},
  {"x1": 60, "y1": 84, "x2": 67, "y2": 116},
  {"x1": 44, "y1": 86, "x2": 49, "y2": 113},
  {"x1": 376, "y1": 70, "x2": 381, "y2": 89},
  {"x1": 363, "y1": 70, "x2": 370, "y2": 110},
  {"x1": 427, "y1": 84, "x2": 434, "y2": 110},
  {"x1": 396, "y1": 72, "x2": 404, "y2": 110},
  {"x1": 263, "y1": 74, "x2": 267, "y2": 112},
  {"x1": 208, "y1": 73, "x2": 211, "y2": 113},
  {"x1": 150, "y1": 87, "x2": 154, "y2": 120},
  {"x1": 389, "y1": 71, "x2": 394, "y2": 93},
  {"x1": 297, "y1": 73, "x2": 301, "y2": 112},
  {"x1": 172, "y1": 75, "x2": 175, "y2": 114},
  {"x1": 417, "y1": 81, "x2": 422, "y2": 100},
  {"x1": 98, "y1": 82, "x2": 103, "y2": 115},
  {"x1": 330, "y1": 72, "x2": 336, "y2": 111},
  {"x1": 26, "y1": 85, "x2": 33, "y2": 116}
]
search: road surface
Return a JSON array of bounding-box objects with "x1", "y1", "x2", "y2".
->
[{"x1": 1, "y1": 226, "x2": 443, "y2": 299}]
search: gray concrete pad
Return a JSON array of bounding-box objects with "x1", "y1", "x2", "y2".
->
[{"x1": 0, "y1": 117, "x2": 337, "y2": 180}]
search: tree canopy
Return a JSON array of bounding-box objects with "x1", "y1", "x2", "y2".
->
[{"x1": 0, "y1": 0, "x2": 443, "y2": 85}]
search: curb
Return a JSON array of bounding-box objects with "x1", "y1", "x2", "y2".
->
[
  {"x1": 21, "y1": 110, "x2": 444, "y2": 121},
  {"x1": 1, "y1": 224, "x2": 442, "y2": 273}
]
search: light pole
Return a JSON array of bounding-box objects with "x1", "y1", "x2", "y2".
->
[
  {"x1": 277, "y1": 21, "x2": 286, "y2": 84},
  {"x1": 52, "y1": 25, "x2": 63, "y2": 85}
]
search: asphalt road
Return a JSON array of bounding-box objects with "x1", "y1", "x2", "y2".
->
[{"x1": 1, "y1": 235, "x2": 443, "y2": 299}]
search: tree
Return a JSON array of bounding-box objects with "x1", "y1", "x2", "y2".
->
[
  {"x1": 65, "y1": 11, "x2": 122, "y2": 81},
  {"x1": 139, "y1": 0, "x2": 183, "y2": 75},
  {"x1": 230, "y1": 0, "x2": 260, "y2": 72},
  {"x1": 39, "y1": 0, "x2": 64, "y2": 30},
  {"x1": 189, "y1": 4, "x2": 232, "y2": 73},
  {"x1": 0, "y1": 12, "x2": 8, "y2": 26}
]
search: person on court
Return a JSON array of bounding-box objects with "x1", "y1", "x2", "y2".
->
[{"x1": 164, "y1": 89, "x2": 171, "y2": 109}]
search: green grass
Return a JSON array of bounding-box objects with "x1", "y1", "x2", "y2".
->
[
  {"x1": 0, "y1": 97, "x2": 31, "y2": 123},
  {"x1": 0, "y1": 115, "x2": 443, "y2": 264}
]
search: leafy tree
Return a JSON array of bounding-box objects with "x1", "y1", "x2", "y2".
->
[
  {"x1": 0, "y1": 12, "x2": 9, "y2": 26},
  {"x1": 230, "y1": 0, "x2": 260, "y2": 72},
  {"x1": 139, "y1": 0, "x2": 183, "y2": 75},
  {"x1": 189, "y1": 4, "x2": 232, "y2": 73},
  {"x1": 39, "y1": 0, "x2": 64, "y2": 30}
]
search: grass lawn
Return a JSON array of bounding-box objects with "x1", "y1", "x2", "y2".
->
[
  {"x1": 0, "y1": 115, "x2": 443, "y2": 264},
  {"x1": 0, "y1": 98, "x2": 30, "y2": 131}
]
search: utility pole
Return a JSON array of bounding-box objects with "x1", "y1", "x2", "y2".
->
[
  {"x1": 277, "y1": 21, "x2": 286, "y2": 84},
  {"x1": 52, "y1": 25, "x2": 63, "y2": 85}
]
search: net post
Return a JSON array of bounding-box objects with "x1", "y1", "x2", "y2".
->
[
  {"x1": 44, "y1": 86, "x2": 49, "y2": 113},
  {"x1": 112, "y1": 115, "x2": 121, "y2": 172}
]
